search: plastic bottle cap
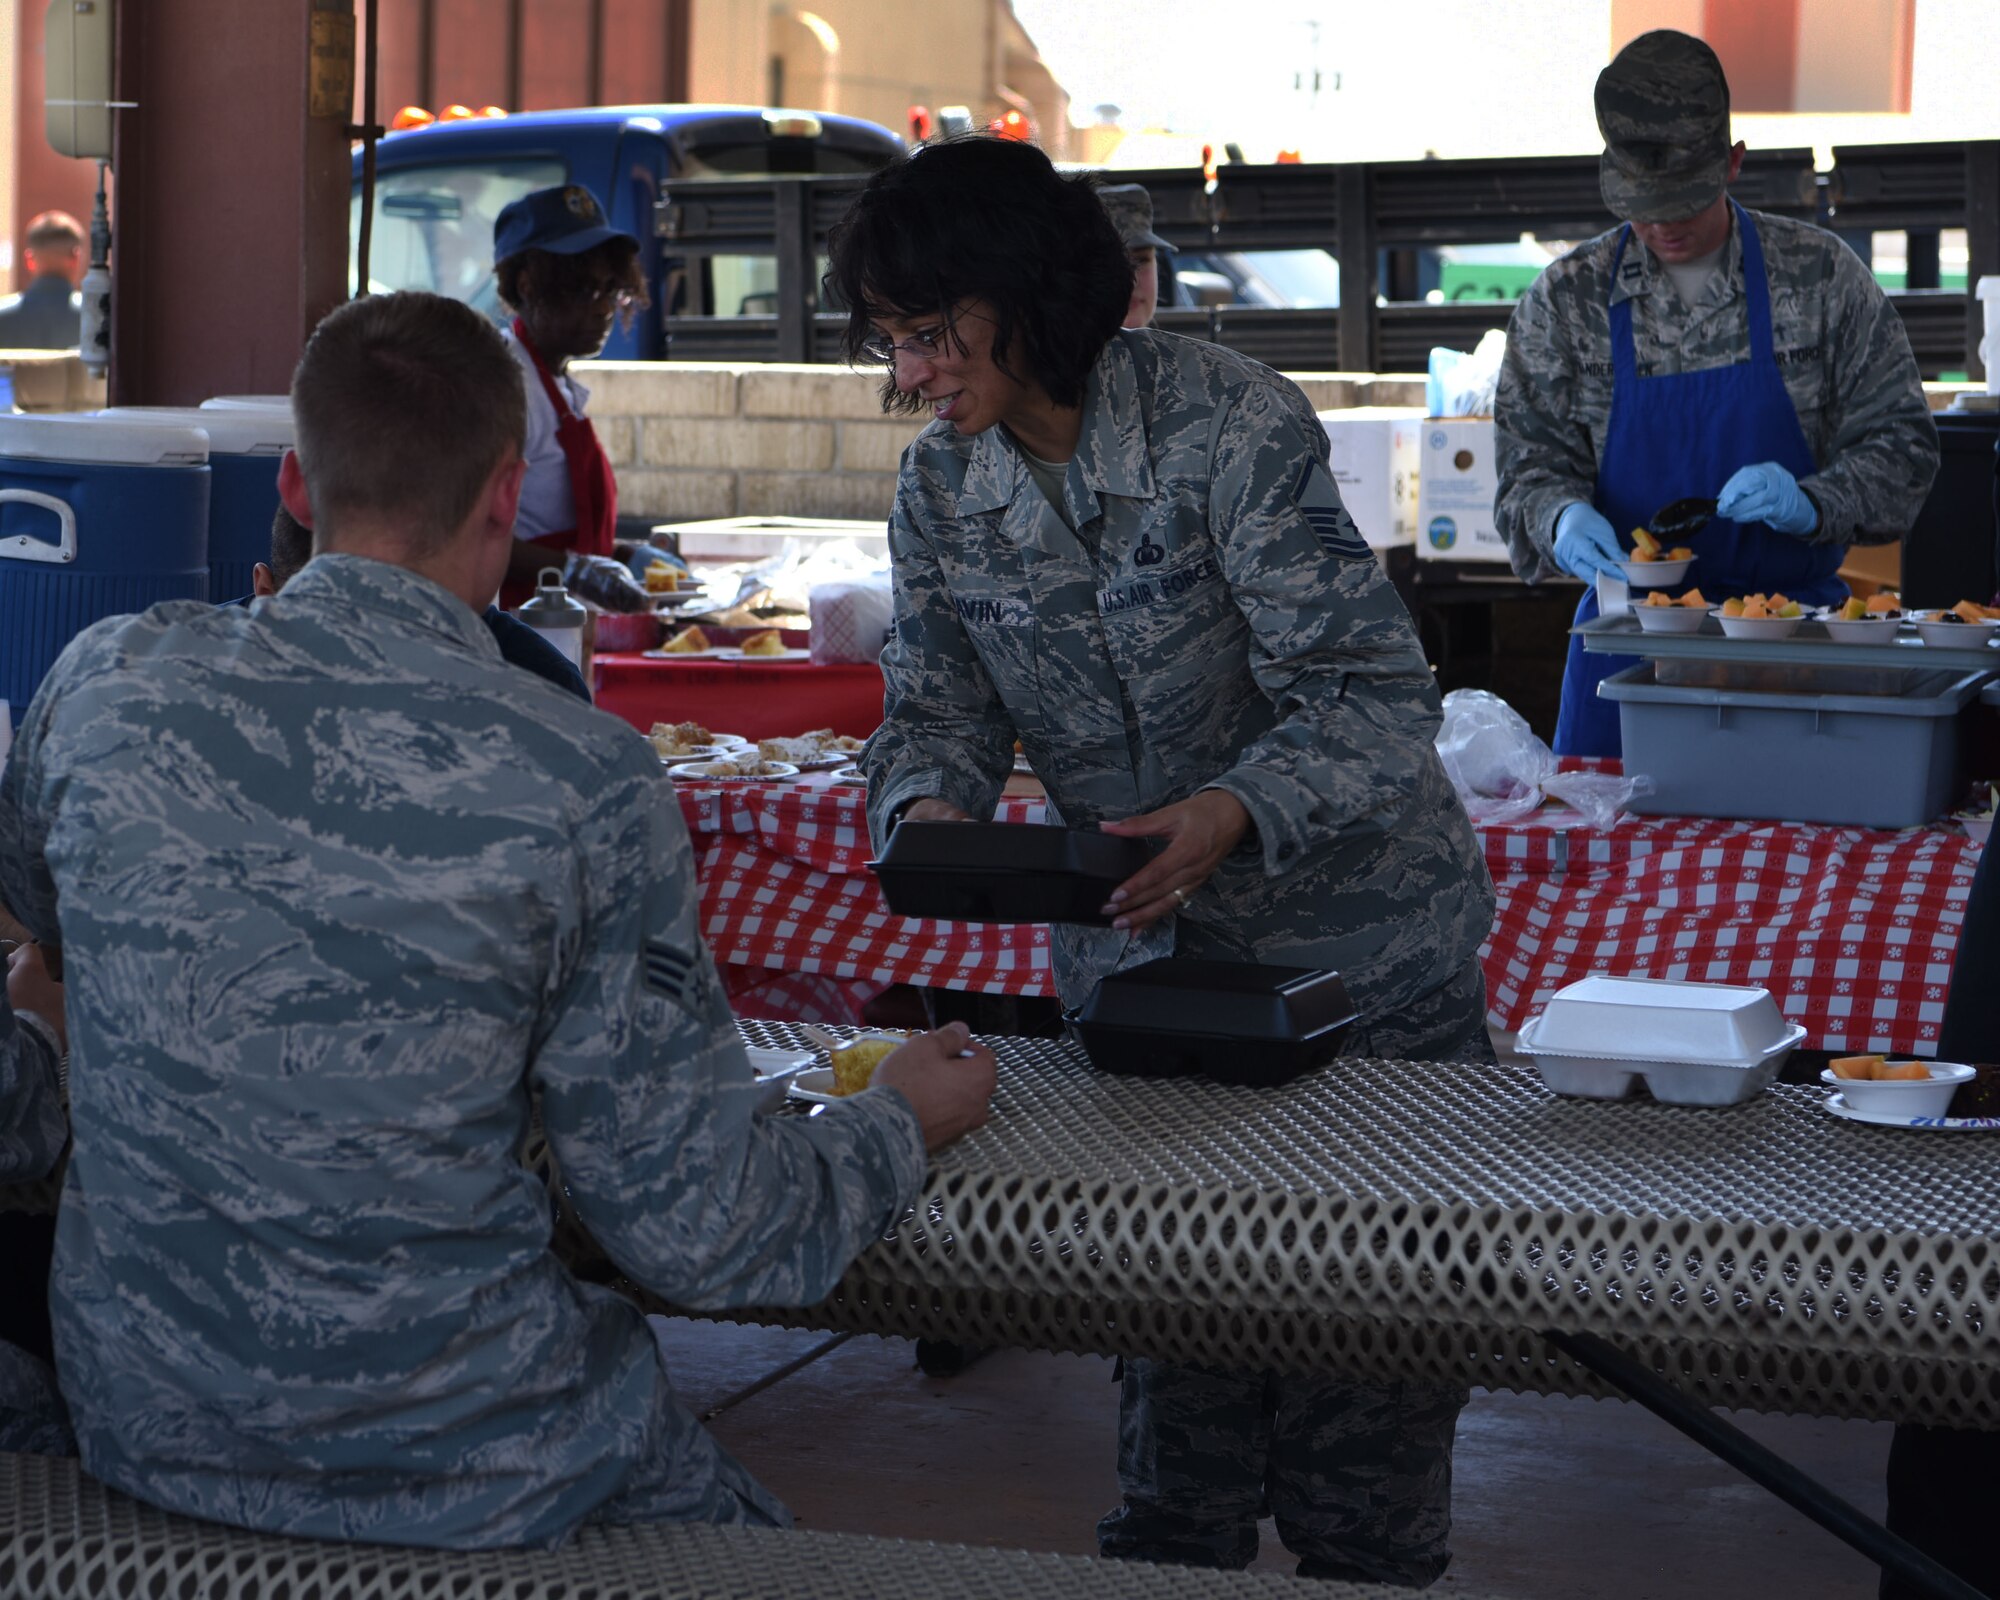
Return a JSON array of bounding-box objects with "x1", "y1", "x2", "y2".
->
[{"x1": 515, "y1": 567, "x2": 587, "y2": 629}]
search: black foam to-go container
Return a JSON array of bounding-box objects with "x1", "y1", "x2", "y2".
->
[
  {"x1": 1066, "y1": 958, "x2": 1358, "y2": 1086},
  {"x1": 868, "y1": 821, "x2": 1156, "y2": 925}
]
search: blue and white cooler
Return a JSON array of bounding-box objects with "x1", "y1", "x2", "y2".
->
[
  {"x1": 103, "y1": 404, "x2": 291, "y2": 601},
  {"x1": 0, "y1": 412, "x2": 210, "y2": 712}
]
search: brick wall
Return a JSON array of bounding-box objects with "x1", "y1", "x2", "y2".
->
[{"x1": 583, "y1": 360, "x2": 1430, "y2": 526}]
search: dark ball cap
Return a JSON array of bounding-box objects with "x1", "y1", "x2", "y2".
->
[
  {"x1": 1595, "y1": 29, "x2": 1732, "y2": 223},
  {"x1": 493, "y1": 184, "x2": 635, "y2": 261}
]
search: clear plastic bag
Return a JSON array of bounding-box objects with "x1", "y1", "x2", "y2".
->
[
  {"x1": 1425, "y1": 328, "x2": 1508, "y2": 418},
  {"x1": 1433, "y1": 689, "x2": 1652, "y2": 827}
]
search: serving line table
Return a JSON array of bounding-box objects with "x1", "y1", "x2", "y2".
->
[
  {"x1": 596, "y1": 651, "x2": 885, "y2": 742},
  {"x1": 669, "y1": 775, "x2": 1981, "y2": 1056}
]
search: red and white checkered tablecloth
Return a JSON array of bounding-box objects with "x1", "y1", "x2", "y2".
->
[
  {"x1": 671, "y1": 776, "x2": 1982, "y2": 1055},
  {"x1": 675, "y1": 781, "x2": 1050, "y2": 1024}
]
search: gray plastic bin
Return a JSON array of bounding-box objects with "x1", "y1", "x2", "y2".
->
[{"x1": 1600, "y1": 663, "x2": 1990, "y2": 828}]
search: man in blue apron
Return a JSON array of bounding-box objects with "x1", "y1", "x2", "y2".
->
[{"x1": 1494, "y1": 29, "x2": 1938, "y2": 757}]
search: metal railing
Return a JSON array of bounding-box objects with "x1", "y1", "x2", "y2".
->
[{"x1": 653, "y1": 141, "x2": 1999, "y2": 378}]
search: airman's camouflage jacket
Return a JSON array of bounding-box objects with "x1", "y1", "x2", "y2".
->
[
  {"x1": 0, "y1": 931, "x2": 67, "y2": 1455},
  {"x1": 864, "y1": 330, "x2": 1494, "y2": 1016},
  {"x1": 1495, "y1": 208, "x2": 1939, "y2": 584},
  {"x1": 0, "y1": 555, "x2": 925, "y2": 1547}
]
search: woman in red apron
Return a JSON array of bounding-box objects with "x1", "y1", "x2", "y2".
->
[{"x1": 491, "y1": 184, "x2": 654, "y2": 612}]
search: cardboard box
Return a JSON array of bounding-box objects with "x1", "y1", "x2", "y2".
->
[
  {"x1": 1319, "y1": 407, "x2": 1423, "y2": 550},
  {"x1": 1415, "y1": 417, "x2": 1510, "y2": 563},
  {"x1": 0, "y1": 354, "x2": 104, "y2": 414}
]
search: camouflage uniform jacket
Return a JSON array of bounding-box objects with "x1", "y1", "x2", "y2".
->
[
  {"x1": 0, "y1": 554, "x2": 927, "y2": 1548},
  {"x1": 0, "y1": 954, "x2": 68, "y2": 1456},
  {"x1": 1495, "y1": 207, "x2": 1939, "y2": 585},
  {"x1": 864, "y1": 330, "x2": 1494, "y2": 1015}
]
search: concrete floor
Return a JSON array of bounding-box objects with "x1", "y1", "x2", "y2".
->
[{"x1": 654, "y1": 1318, "x2": 1893, "y2": 1598}]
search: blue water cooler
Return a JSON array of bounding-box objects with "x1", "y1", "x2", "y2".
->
[
  {"x1": 0, "y1": 413, "x2": 210, "y2": 711},
  {"x1": 103, "y1": 405, "x2": 291, "y2": 602}
]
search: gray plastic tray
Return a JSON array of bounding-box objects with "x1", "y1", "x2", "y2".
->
[
  {"x1": 1574, "y1": 613, "x2": 2000, "y2": 675},
  {"x1": 1600, "y1": 663, "x2": 1987, "y2": 828}
]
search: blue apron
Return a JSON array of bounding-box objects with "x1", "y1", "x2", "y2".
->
[{"x1": 1554, "y1": 203, "x2": 1844, "y2": 757}]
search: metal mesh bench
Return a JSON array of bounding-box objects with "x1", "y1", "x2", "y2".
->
[
  {"x1": 0, "y1": 1450, "x2": 1435, "y2": 1599},
  {"x1": 594, "y1": 1024, "x2": 2000, "y2": 1430}
]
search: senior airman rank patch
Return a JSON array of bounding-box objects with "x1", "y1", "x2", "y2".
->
[
  {"x1": 643, "y1": 938, "x2": 710, "y2": 1011},
  {"x1": 1292, "y1": 458, "x2": 1373, "y2": 561}
]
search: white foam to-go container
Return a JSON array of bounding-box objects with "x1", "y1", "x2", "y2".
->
[{"x1": 1516, "y1": 976, "x2": 1806, "y2": 1105}]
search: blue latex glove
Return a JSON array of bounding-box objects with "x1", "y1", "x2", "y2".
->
[
  {"x1": 1716, "y1": 462, "x2": 1819, "y2": 535},
  {"x1": 1552, "y1": 502, "x2": 1626, "y2": 582}
]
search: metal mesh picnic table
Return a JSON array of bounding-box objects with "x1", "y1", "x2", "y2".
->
[
  {"x1": 587, "y1": 1022, "x2": 2000, "y2": 1430},
  {"x1": 0, "y1": 1450, "x2": 1439, "y2": 1600}
]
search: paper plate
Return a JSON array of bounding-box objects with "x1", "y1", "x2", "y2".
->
[
  {"x1": 1824, "y1": 1092, "x2": 2000, "y2": 1131},
  {"x1": 747, "y1": 1047, "x2": 814, "y2": 1113},
  {"x1": 788, "y1": 1066, "x2": 845, "y2": 1105},
  {"x1": 666, "y1": 760, "x2": 798, "y2": 783}
]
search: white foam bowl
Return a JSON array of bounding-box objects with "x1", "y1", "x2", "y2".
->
[
  {"x1": 1712, "y1": 608, "x2": 1803, "y2": 640},
  {"x1": 1817, "y1": 612, "x2": 1903, "y2": 644},
  {"x1": 1909, "y1": 613, "x2": 2000, "y2": 648},
  {"x1": 1819, "y1": 1062, "x2": 1973, "y2": 1119},
  {"x1": 1633, "y1": 604, "x2": 1711, "y2": 634},
  {"x1": 1618, "y1": 556, "x2": 1694, "y2": 587}
]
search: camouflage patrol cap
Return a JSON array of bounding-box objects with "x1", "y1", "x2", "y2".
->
[
  {"x1": 1098, "y1": 184, "x2": 1176, "y2": 255},
  {"x1": 1595, "y1": 30, "x2": 1732, "y2": 223}
]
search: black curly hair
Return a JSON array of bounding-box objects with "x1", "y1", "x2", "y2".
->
[
  {"x1": 825, "y1": 136, "x2": 1134, "y2": 415},
  {"x1": 494, "y1": 236, "x2": 650, "y2": 330}
]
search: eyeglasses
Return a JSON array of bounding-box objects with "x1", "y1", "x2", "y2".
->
[
  {"x1": 857, "y1": 321, "x2": 955, "y2": 365},
  {"x1": 856, "y1": 307, "x2": 991, "y2": 366}
]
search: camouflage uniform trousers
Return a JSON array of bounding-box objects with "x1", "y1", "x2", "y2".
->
[{"x1": 1097, "y1": 955, "x2": 1494, "y2": 1587}]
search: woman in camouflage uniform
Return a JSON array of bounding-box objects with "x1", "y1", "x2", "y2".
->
[{"x1": 831, "y1": 136, "x2": 1497, "y2": 1587}]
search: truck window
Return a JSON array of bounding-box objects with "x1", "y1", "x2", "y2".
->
[
  {"x1": 686, "y1": 252, "x2": 838, "y2": 318},
  {"x1": 353, "y1": 158, "x2": 564, "y2": 316}
]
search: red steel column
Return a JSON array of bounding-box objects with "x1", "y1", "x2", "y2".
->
[{"x1": 109, "y1": 0, "x2": 352, "y2": 405}]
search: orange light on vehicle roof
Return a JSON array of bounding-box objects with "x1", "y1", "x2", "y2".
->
[
  {"x1": 1276, "y1": 148, "x2": 1301, "y2": 163},
  {"x1": 908, "y1": 104, "x2": 933, "y2": 144},
  {"x1": 436, "y1": 104, "x2": 478, "y2": 122},
  {"x1": 1202, "y1": 144, "x2": 1218, "y2": 184},
  {"x1": 391, "y1": 105, "x2": 435, "y2": 131},
  {"x1": 989, "y1": 108, "x2": 1031, "y2": 142},
  {"x1": 479, "y1": 105, "x2": 507, "y2": 119}
]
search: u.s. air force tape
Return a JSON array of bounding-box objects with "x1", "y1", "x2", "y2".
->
[
  {"x1": 1293, "y1": 458, "x2": 1373, "y2": 561},
  {"x1": 642, "y1": 939, "x2": 709, "y2": 1009}
]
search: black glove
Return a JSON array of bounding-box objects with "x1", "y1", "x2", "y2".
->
[{"x1": 563, "y1": 551, "x2": 650, "y2": 614}]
